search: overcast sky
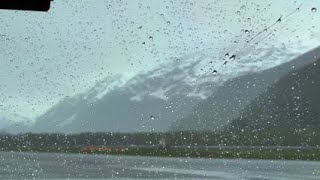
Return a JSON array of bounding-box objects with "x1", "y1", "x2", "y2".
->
[{"x1": 0, "y1": 0, "x2": 319, "y2": 121}]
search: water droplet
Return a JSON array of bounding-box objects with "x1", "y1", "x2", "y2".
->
[
  {"x1": 150, "y1": 116, "x2": 155, "y2": 120},
  {"x1": 212, "y1": 70, "x2": 218, "y2": 75},
  {"x1": 167, "y1": 21, "x2": 171, "y2": 25},
  {"x1": 311, "y1": 7, "x2": 317, "y2": 12},
  {"x1": 229, "y1": 55, "x2": 236, "y2": 60},
  {"x1": 225, "y1": 53, "x2": 229, "y2": 58},
  {"x1": 244, "y1": 30, "x2": 250, "y2": 34},
  {"x1": 149, "y1": 36, "x2": 153, "y2": 41}
]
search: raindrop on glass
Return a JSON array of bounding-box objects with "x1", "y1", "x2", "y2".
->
[
  {"x1": 311, "y1": 7, "x2": 317, "y2": 12},
  {"x1": 229, "y1": 55, "x2": 236, "y2": 60}
]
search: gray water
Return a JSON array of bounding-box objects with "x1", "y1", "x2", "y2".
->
[{"x1": 0, "y1": 151, "x2": 319, "y2": 179}]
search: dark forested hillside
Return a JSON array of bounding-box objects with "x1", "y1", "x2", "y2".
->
[{"x1": 229, "y1": 58, "x2": 320, "y2": 130}]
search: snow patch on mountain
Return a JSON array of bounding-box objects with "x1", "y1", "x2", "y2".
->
[
  {"x1": 77, "y1": 42, "x2": 316, "y2": 108},
  {"x1": 57, "y1": 114, "x2": 77, "y2": 127},
  {"x1": 119, "y1": 44, "x2": 308, "y2": 103}
]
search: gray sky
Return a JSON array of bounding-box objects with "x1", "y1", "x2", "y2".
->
[{"x1": 0, "y1": 0, "x2": 319, "y2": 121}]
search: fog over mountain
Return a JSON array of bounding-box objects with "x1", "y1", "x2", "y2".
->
[
  {"x1": 28, "y1": 55, "x2": 215, "y2": 133},
  {"x1": 1, "y1": 44, "x2": 312, "y2": 134}
]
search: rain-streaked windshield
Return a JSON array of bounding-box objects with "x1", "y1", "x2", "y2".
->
[{"x1": 0, "y1": 0, "x2": 319, "y2": 179}]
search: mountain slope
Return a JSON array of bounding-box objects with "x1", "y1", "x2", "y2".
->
[
  {"x1": 172, "y1": 46, "x2": 320, "y2": 131},
  {"x1": 229, "y1": 56, "x2": 320, "y2": 130}
]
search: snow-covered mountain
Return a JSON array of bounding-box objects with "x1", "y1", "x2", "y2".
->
[
  {"x1": 25, "y1": 44, "x2": 315, "y2": 133},
  {"x1": 31, "y1": 57, "x2": 206, "y2": 133}
]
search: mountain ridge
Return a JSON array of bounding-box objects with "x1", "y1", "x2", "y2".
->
[{"x1": 9, "y1": 45, "x2": 316, "y2": 133}]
